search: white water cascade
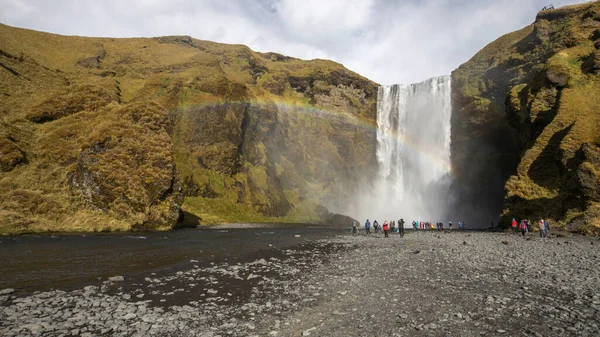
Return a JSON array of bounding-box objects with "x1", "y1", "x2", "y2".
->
[{"x1": 368, "y1": 75, "x2": 453, "y2": 224}]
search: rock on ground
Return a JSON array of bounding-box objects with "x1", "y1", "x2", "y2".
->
[{"x1": 0, "y1": 231, "x2": 599, "y2": 337}]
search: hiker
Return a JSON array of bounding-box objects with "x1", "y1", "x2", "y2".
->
[
  {"x1": 519, "y1": 219, "x2": 527, "y2": 237},
  {"x1": 412, "y1": 221, "x2": 418, "y2": 230},
  {"x1": 544, "y1": 219, "x2": 550, "y2": 237},
  {"x1": 511, "y1": 218, "x2": 518, "y2": 234},
  {"x1": 459, "y1": 221, "x2": 464, "y2": 230},
  {"x1": 373, "y1": 220, "x2": 380, "y2": 234},
  {"x1": 399, "y1": 218, "x2": 405, "y2": 238},
  {"x1": 352, "y1": 220, "x2": 358, "y2": 235},
  {"x1": 539, "y1": 219, "x2": 546, "y2": 239},
  {"x1": 390, "y1": 221, "x2": 396, "y2": 234},
  {"x1": 365, "y1": 219, "x2": 371, "y2": 235},
  {"x1": 449, "y1": 222, "x2": 453, "y2": 230},
  {"x1": 383, "y1": 220, "x2": 389, "y2": 238}
]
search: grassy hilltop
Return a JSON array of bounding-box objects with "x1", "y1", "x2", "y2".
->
[
  {"x1": 452, "y1": 1, "x2": 600, "y2": 234},
  {"x1": 0, "y1": 24, "x2": 378, "y2": 234}
]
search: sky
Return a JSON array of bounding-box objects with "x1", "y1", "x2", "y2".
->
[{"x1": 0, "y1": 0, "x2": 588, "y2": 84}]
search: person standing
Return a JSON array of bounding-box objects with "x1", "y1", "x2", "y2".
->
[
  {"x1": 352, "y1": 220, "x2": 358, "y2": 235},
  {"x1": 511, "y1": 218, "x2": 518, "y2": 234},
  {"x1": 399, "y1": 218, "x2": 405, "y2": 238},
  {"x1": 544, "y1": 219, "x2": 550, "y2": 238},
  {"x1": 449, "y1": 222, "x2": 453, "y2": 230},
  {"x1": 365, "y1": 219, "x2": 371, "y2": 235},
  {"x1": 390, "y1": 221, "x2": 396, "y2": 234},
  {"x1": 383, "y1": 220, "x2": 389, "y2": 238},
  {"x1": 373, "y1": 220, "x2": 379, "y2": 234}
]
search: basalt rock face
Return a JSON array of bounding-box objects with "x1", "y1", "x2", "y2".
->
[
  {"x1": 0, "y1": 24, "x2": 377, "y2": 234},
  {"x1": 452, "y1": 1, "x2": 600, "y2": 234}
]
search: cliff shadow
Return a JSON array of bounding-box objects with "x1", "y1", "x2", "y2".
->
[
  {"x1": 502, "y1": 194, "x2": 563, "y2": 226},
  {"x1": 176, "y1": 211, "x2": 201, "y2": 228},
  {"x1": 527, "y1": 123, "x2": 573, "y2": 189}
]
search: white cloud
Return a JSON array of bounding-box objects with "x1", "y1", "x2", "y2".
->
[
  {"x1": 275, "y1": 0, "x2": 374, "y2": 42},
  {"x1": 0, "y1": 0, "x2": 37, "y2": 20},
  {"x1": 0, "y1": 0, "x2": 589, "y2": 84}
]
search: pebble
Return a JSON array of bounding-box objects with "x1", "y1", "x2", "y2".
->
[{"x1": 0, "y1": 232, "x2": 598, "y2": 337}]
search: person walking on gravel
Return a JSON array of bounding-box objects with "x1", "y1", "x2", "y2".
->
[
  {"x1": 352, "y1": 220, "x2": 358, "y2": 235},
  {"x1": 544, "y1": 219, "x2": 550, "y2": 237},
  {"x1": 511, "y1": 218, "x2": 518, "y2": 234},
  {"x1": 365, "y1": 219, "x2": 371, "y2": 235},
  {"x1": 373, "y1": 220, "x2": 380, "y2": 234},
  {"x1": 519, "y1": 219, "x2": 527, "y2": 237},
  {"x1": 539, "y1": 219, "x2": 547, "y2": 239}
]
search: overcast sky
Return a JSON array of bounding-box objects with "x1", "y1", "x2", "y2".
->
[{"x1": 0, "y1": 0, "x2": 588, "y2": 84}]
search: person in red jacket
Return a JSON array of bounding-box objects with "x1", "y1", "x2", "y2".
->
[
  {"x1": 382, "y1": 220, "x2": 389, "y2": 238},
  {"x1": 519, "y1": 220, "x2": 527, "y2": 237},
  {"x1": 511, "y1": 218, "x2": 518, "y2": 234}
]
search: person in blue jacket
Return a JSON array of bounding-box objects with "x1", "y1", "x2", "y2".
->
[{"x1": 364, "y1": 219, "x2": 371, "y2": 235}]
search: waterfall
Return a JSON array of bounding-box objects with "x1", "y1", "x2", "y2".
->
[{"x1": 370, "y1": 76, "x2": 452, "y2": 223}]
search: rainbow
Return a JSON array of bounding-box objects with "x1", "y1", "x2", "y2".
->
[{"x1": 175, "y1": 95, "x2": 453, "y2": 174}]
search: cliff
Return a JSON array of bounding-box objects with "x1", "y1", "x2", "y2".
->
[
  {"x1": 0, "y1": 24, "x2": 378, "y2": 234},
  {"x1": 452, "y1": 1, "x2": 600, "y2": 234}
]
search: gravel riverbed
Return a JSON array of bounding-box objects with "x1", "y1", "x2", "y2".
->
[{"x1": 1, "y1": 231, "x2": 599, "y2": 337}]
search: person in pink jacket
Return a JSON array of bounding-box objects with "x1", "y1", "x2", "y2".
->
[{"x1": 519, "y1": 220, "x2": 527, "y2": 237}]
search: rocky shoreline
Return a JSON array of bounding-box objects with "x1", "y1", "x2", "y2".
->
[{"x1": 1, "y1": 231, "x2": 599, "y2": 337}]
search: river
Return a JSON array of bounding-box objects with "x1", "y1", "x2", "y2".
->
[{"x1": 0, "y1": 226, "x2": 343, "y2": 295}]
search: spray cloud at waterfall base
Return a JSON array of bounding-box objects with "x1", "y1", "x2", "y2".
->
[{"x1": 358, "y1": 76, "x2": 454, "y2": 224}]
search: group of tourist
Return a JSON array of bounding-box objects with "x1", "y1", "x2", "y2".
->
[
  {"x1": 353, "y1": 219, "x2": 406, "y2": 238},
  {"x1": 351, "y1": 218, "x2": 469, "y2": 238},
  {"x1": 351, "y1": 215, "x2": 553, "y2": 239},
  {"x1": 411, "y1": 221, "x2": 466, "y2": 231},
  {"x1": 511, "y1": 218, "x2": 551, "y2": 238}
]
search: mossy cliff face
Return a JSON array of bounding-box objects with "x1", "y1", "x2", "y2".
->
[
  {"x1": 0, "y1": 25, "x2": 377, "y2": 234},
  {"x1": 452, "y1": 1, "x2": 600, "y2": 234}
]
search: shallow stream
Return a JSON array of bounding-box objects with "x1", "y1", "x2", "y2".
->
[{"x1": 0, "y1": 226, "x2": 342, "y2": 294}]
